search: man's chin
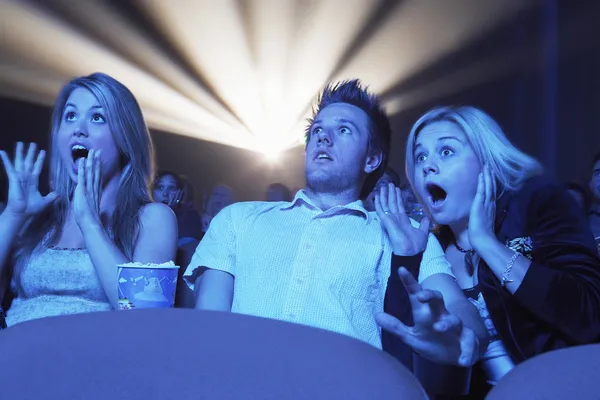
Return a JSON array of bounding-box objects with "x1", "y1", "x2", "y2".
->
[{"x1": 306, "y1": 176, "x2": 334, "y2": 192}]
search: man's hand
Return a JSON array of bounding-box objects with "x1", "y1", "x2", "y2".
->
[
  {"x1": 376, "y1": 267, "x2": 479, "y2": 367},
  {"x1": 375, "y1": 183, "x2": 430, "y2": 256}
]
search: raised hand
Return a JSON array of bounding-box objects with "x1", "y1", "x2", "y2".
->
[
  {"x1": 167, "y1": 189, "x2": 182, "y2": 208},
  {"x1": 375, "y1": 183, "x2": 430, "y2": 256},
  {"x1": 73, "y1": 149, "x2": 102, "y2": 228},
  {"x1": 376, "y1": 267, "x2": 479, "y2": 366},
  {"x1": 468, "y1": 165, "x2": 496, "y2": 249},
  {"x1": 0, "y1": 142, "x2": 57, "y2": 218}
]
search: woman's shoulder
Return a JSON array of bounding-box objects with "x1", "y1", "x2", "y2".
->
[
  {"x1": 510, "y1": 175, "x2": 593, "y2": 238},
  {"x1": 138, "y1": 202, "x2": 177, "y2": 225},
  {"x1": 510, "y1": 175, "x2": 567, "y2": 208},
  {"x1": 516, "y1": 175, "x2": 558, "y2": 195}
]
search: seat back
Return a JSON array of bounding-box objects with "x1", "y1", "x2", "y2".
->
[
  {"x1": 487, "y1": 344, "x2": 600, "y2": 399},
  {"x1": 0, "y1": 309, "x2": 428, "y2": 399}
]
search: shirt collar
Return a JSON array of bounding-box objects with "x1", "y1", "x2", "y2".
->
[{"x1": 280, "y1": 190, "x2": 372, "y2": 224}]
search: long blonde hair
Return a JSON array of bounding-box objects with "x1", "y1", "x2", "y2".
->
[{"x1": 12, "y1": 72, "x2": 155, "y2": 290}]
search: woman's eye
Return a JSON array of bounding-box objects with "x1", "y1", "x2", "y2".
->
[
  {"x1": 312, "y1": 127, "x2": 322, "y2": 135},
  {"x1": 339, "y1": 127, "x2": 351, "y2": 134},
  {"x1": 92, "y1": 113, "x2": 105, "y2": 123},
  {"x1": 65, "y1": 112, "x2": 76, "y2": 121}
]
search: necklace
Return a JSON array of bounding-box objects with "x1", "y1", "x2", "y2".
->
[
  {"x1": 453, "y1": 240, "x2": 476, "y2": 276},
  {"x1": 454, "y1": 241, "x2": 475, "y2": 254}
]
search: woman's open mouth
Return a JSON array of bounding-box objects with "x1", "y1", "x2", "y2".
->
[
  {"x1": 426, "y1": 183, "x2": 447, "y2": 208},
  {"x1": 71, "y1": 144, "x2": 90, "y2": 164}
]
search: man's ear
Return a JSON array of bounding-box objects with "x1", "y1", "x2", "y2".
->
[{"x1": 364, "y1": 150, "x2": 383, "y2": 174}]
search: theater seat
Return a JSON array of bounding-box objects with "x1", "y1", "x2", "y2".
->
[
  {"x1": 0, "y1": 309, "x2": 427, "y2": 400},
  {"x1": 486, "y1": 344, "x2": 600, "y2": 399}
]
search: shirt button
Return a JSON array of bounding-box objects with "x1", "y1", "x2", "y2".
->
[
  {"x1": 289, "y1": 313, "x2": 297, "y2": 319},
  {"x1": 296, "y1": 278, "x2": 303, "y2": 285},
  {"x1": 305, "y1": 243, "x2": 313, "y2": 250}
]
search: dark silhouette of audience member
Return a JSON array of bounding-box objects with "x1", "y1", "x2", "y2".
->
[
  {"x1": 153, "y1": 170, "x2": 183, "y2": 207},
  {"x1": 566, "y1": 182, "x2": 591, "y2": 212},
  {"x1": 201, "y1": 184, "x2": 235, "y2": 232},
  {"x1": 153, "y1": 171, "x2": 203, "y2": 245},
  {"x1": 363, "y1": 167, "x2": 400, "y2": 212},
  {"x1": 173, "y1": 176, "x2": 204, "y2": 307},
  {"x1": 174, "y1": 176, "x2": 204, "y2": 246},
  {"x1": 266, "y1": 183, "x2": 292, "y2": 202},
  {"x1": 399, "y1": 183, "x2": 424, "y2": 221},
  {"x1": 398, "y1": 105, "x2": 600, "y2": 397},
  {"x1": 0, "y1": 72, "x2": 177, "y2": 326},
  {"x1": 588, "y1": 153, "x2": 600, "y2": 245}
]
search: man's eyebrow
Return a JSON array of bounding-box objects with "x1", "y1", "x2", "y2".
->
[{"x1": 336, "y1": 118, "x2": 359, "y2": 130}]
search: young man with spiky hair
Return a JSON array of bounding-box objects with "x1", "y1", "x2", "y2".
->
[{"x1": 184, "y1": 80, "x2": 486, "y2": 367}]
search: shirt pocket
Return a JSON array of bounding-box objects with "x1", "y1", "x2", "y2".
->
[{"x1": 323, "y1": 241, "x2": 383, "y2": 302}]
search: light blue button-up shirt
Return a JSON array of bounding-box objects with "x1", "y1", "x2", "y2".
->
[{"x1": 185, "y1": 190, "x2": 452, "y2": 348}]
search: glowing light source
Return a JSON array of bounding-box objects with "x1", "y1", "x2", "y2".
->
[{"x1": 0, "y1": 0, "x2": 538, "y2": 155}]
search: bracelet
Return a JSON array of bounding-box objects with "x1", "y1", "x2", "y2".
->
[{"x1": 501, "y1": 251, "x2": 521, "y2": 288}]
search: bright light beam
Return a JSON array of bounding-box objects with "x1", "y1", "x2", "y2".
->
[{"x1": 334, "y1": 0, "x2": 539, "y2": 95}]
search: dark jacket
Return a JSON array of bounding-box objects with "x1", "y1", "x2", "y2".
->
[
  {"x1": 435, "y1": 175, "x2": 600, "y2": 362},
  {"x1": 382, "y1": 176, "x2": 600, "y2": 397}
]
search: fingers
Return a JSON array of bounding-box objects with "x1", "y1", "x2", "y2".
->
[
  {"x1": 432, "y1": 313, "x2": 462, "y2": 335},
  {"x1": 377, "y1": 183, "x2": 389, "y2": 212},
  {"x1": 418, "y1": 216, "x2": 431, "y2": 234},
  {"x1": 474, "y1": 171, "x2": 484, "y2": 207},
  {"x1": 415, "y1": 289, "x2": 447, "y2": 317},
  {"x1": 14, "y1": 142, "x2": 24, "y2": 172},
  {"x1": 375, "y1": 312, "x2": 410, "y2": 337},
  {"x1": 386, "y1": 183, "x2": 400, "y2": 214},
  {"x1": 168, "y1": 189, "x2": 180, "y2": 206},
  {"x1": 398, "y1": 266, "x2": 422, "y2": 295},
  {"x1": 93, "y1": 150, "x2": 102, "y2": 193},
  {"x1": 0, "y1": 150, "x2": 16, "y2": 176},
  {"x1": 1, "y1": 142, "x2": 43, "y2": 179},
  {"x1": 458, "y1": 327, "x2": 478, "y2": 367},
  {"x1": 374, "y1": 189, "x2": 391, "y2": 221},
  {"x1": 43, "y1": 191, "x2": 59, "y2": 206},
  {"x1": 374, "y1": 192, "x2": 385, "y2": 218},
  {"x1": 393, "y1": 185, "x2": 406, "y2": 215},
  {"x1": 23, "y1": 142, "x2": 37, "y2": 173},
  {"x1": 27, "y1": 150, "x2": 46, "y2": 195},
  {"x1": 32, "y1": 150, "x2": 46, "y2": 177},
  {"x1": 483, "y1": 165, "x2": 493, "y2": 204},
  {"x1": 86, "y1": 149, "x2": 94, "y2": 196},
  {"x1": 77, "y1": 158, "x2": 85, "y2": 189}
]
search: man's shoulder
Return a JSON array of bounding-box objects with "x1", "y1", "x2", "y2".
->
[{"x1": 219, "y1": 201, "x2": 290, "y2": 221}]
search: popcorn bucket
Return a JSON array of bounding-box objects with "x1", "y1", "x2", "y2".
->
[{"x1": 117, "y1": 262, "x2": 179, "y2": 310}]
